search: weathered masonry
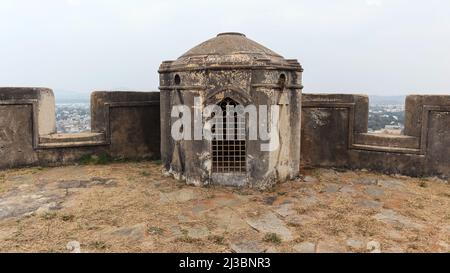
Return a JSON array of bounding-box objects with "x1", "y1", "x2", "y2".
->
[
  {"x1": 0, "y1": 88, "x2": 160, "y2": 168},
  {"x1": 0, "y1": 89, "x2": 449, "y2": 182},
  {"x1": 159, "y1": 32, "x2": 303, "y2": 188},
  {"x1": 0, "y1": 33, "x2": 449, "y2": 185},
  {"x1": 302, "y1": 94, "x2": 450, "y2": 177}
]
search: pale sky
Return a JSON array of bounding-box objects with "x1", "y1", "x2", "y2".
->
[{"x1": 1, "y1": 0, "x2": 449, "y2": 100}]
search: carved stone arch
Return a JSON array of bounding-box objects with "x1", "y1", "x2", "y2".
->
[
  {"x1": 203, "y1": 88, "x2": 248, "y2": 174},
  {"x1": 203, "y1": 87, "x2": 252, "y2": 107}
]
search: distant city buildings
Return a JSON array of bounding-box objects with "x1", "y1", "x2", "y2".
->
[
  {"x1": 55, "y1": 102, "x2": 405, "y2": 135},
  {"x1": 56, "y1": 103, "x2": 90, "y2": 133},
  {"x1": 368, "y1": 104, "x2": 405, "y2": 134}
]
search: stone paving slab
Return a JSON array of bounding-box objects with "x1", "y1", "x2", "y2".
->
[
  {"x1": 0, "y1": 162, "x2": 448, "y2": 253},
  {"x1": 246, "y1": 212, "x2": 294, "y2": 241}
]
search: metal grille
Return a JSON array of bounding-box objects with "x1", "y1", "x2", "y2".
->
[{"x1": 212, "y1": 98, "x2": 246, "y2": 173}]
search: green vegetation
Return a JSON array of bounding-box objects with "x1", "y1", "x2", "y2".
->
[
  {"x1": 61, "y1": 214, "x2": 75, "y2": 222},
  {"x1": 148, "y1": 226, "x2": 165, "y2": 235},
  {"x1": 208, "y1": 235, "x2": 225, "y2": 245},
  {"x1": 79, "y1": 153, "x2": 112, "y2": 165},
  {"x1": 263, "y1": 233, "x2": 282, "y2": 244},
  {"x1": 78, "y1": 154, "x2": 162, "y2": 166},
  {"x1": 89, "y1": 241, "x2": 108, "y2": 250},
  {"x1": 41, "y1": 212, "x2": 57, "y2": 220},
  {"x1": 175, "y1": 236, "x2": 203, "y2": 244}
]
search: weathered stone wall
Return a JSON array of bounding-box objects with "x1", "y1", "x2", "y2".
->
[
  {"x1": 1, "y1": 87, "x2": 449, "y2": 179},
  {"x1": 91, "y1": 91, "x2": 161, "y2": 160},
  {"x1": 0, "y1": 88, "x2": 160, "y2": 169},
  {"x1": 301, "y1": 94, "x2": 450, "y2": 178},
  {"x1": 159, "y1": 68, "x2": 302, "y2": 188}
]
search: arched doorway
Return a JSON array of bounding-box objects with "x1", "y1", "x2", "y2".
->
[{"x1": 212, "y1": 98, "x2": 246, "y2": 173}]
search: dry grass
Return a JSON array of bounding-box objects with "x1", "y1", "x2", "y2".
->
[{"x1": 0, "y1": 162, "x2": 448, "y2": 253}]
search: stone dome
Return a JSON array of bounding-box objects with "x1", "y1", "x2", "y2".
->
[{"x1": 159, "y1": 32, "x2": 302, "y2": 72}]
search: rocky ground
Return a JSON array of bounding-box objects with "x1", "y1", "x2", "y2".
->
[{"x1": 0, "y1": 161, "x2": 449, "y2": 253}]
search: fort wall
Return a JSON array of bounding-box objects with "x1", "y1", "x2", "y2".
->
[
  {"x1": 0, "y1": 88, "x2": 448, "y2": 178},
  {"x1": 301, "y1": 94, "x2": 450, "y2": 178},
  {"x1": 0, "y1": 88, "x2": 160, "y2": 169}
]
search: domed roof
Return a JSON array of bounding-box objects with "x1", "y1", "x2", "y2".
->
[
  {"x1": 180, "y1": 32, "x2": 282, "y2": 58},
  {"x1": 159, "y1": 32, "x2": 301, "y2": 72}
]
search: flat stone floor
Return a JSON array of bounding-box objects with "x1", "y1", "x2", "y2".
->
[{"x1": 0, "y1": 161, "x2": 448, "y2": 253}]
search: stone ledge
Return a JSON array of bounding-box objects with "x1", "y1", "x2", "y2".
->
[
  {"x1": 350, "y1": 144, "x2": 422, "y2": 155},
  {"x1": 38, "y1": 132, "x2": 107, "y2": 149},
  {"x1": 0, "y1": 88, "x2": 160, "y2": 169},
  {"x1": 354, "y1": 133, "x2": 420, "y2": 149},
  {"x1": 37, "y1": 141, "x2": 108, "y2": 149},
  {"x1": 39, "y1": 132, "x2": 105, "y2": 144}
]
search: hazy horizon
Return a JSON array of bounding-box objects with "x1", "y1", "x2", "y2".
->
[{"x1": 1, "y1": 0, "x2": 449, "y2": 98}]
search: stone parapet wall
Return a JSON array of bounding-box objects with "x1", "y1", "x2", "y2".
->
[
  {"x1": 301, "y1": 93, "x2": 450, "y2": 178},
  {"x1": 0, "y1": 88, "x2": 160, "y2": 169},
  {"x1": 90, "y1": 91, "x2": 160, "y2": 159},
  {"x1": 1, "y1": 88, "x2": 449, "y2": 179}
]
